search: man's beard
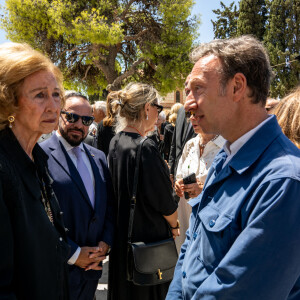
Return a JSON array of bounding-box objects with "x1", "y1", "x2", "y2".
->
[{"x1": 59, "y1": 124, "x2": 86, "y2": 146}]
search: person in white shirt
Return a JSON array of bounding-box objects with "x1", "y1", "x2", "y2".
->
[{"x1": 174, "y1": 113, "x2": 225, "y2": 251}]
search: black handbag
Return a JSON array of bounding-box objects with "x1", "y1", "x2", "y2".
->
[{"x1": 126, "y1": 137, "x2": 178, "y2": 286}]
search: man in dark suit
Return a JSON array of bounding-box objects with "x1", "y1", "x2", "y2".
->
[
  {"x1": 41, "y1": 92, "x2": 114, "y2": 300},
  {"x1": 168, "y1": 76, "x2": 197, "y2": 194}
]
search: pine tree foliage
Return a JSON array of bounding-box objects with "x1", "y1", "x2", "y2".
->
[
  {"x1": 0, "y1": 0, "x2": 199, "y2": 94},
  {"x1": 264, "y1": 0, "x2": 300, "y2": 98},
  {"x1": 237, "y1": 0, "x2": 267, "y2": 40},
  {"x1": 212, "y1": 0, "x2": 300, "y2": 99},
  {"x1": 212, "y1": 1, "x2": 239, "y2": 39}
]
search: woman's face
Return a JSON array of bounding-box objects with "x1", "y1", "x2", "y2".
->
[
  {"x1": 144, "y1": 103, "x2": 159, "y2": 132},
  {"x1": 190, "y1": 114, "x2": 204, "y2": 135},
  {"x1": 14, "y1": 70, "x2": 61, "y2": 137}
]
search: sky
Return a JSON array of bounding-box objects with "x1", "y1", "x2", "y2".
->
[{"x1": 0, "y1": 0, "x2": 237, "y2": 44}]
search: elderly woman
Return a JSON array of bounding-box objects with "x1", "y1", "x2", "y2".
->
[
  {"x1": 272, "y1": 87, "x2": 300, "y2": 148},
  {"x1": 0, "y1": 43, "x2": 69, "y2": 299},
  {"x1": 174, "y1": 113, "x2": 225, "y2": 252},
  {"x1": 107, "y1": 83, "x2": 179, "y2": 300}
]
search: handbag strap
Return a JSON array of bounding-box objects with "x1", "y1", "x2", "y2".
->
[{"x1": 128, "y1": 137, "x2": 147, "y2": 243}]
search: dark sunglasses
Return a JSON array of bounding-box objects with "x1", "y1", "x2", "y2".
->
[
  {"x1": 185, "y1": 111, "x2": 196, "y2": 118},
  {"x1": 151, "y1": 103, "x2": 163, "y2": 114},
  {"x1": 60, "y1": 111, "x2": 94, "y2": 126}
]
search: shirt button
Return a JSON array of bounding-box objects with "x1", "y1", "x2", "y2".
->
[
  {"x1": 209, "y1": 219, "x2": 216, "y2": 227},
  {"x1": 182, "y1": 271, "x2": 186, "y2": 278},
  {"x1": 60, "y1": 211, "x2": 64, "y2": 215},
  {"x1": 59, "y1": 237, "x2": 63, "y2": 241},
  {"x1": 193, "y1": 232, "x2": 198, "y2": 240}
]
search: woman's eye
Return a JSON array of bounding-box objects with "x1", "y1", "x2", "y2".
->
[
  {"x1": 53, "y1": 92, "x2": 60, "y2": 98},
  {"x1": 36, "y1": 92, "x2": 45, "y2": 98}
]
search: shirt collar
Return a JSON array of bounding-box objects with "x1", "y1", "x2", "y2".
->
[
  {"x1": 223, "y1": 115, "x2": 272, "y2": 157},
  {"x1": 55, "y1": 131, "x2": 84, "y2": 152},
  {"x1": 226, "y1": 115, "x2": 282, "y2": 174}
]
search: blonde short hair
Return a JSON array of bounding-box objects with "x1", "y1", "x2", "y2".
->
[
  {"x1": 109, "y1": 82, "x2": 159, "y2": 132},
  {"x1": 0, "y1": 42, "x2": 64, "y2": 130},
  {"x1": 273, "y1": 87, "x2": 300, "y2": 148}
]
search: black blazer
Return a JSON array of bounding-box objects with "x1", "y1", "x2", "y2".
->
[
  {"x1": 0, "y1": 128, "x2": 70, "y2": 300},
  {"x1": 168, "y1": 106, "x2": 196, "y2": 176},
  {"x1": 41, "y1": 134, "x2": 114, "y2": 282}
]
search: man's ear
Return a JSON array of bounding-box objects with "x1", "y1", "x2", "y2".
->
[{"x1": 232, "y1": 73, "x2": 247, "y2": 102}]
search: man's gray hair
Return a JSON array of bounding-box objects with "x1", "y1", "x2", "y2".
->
[
  {"x1": 190, "y1": 35, "x2": 273, "y2": 105},
  {"x1": 93, "y1": 101, "x2": 106, "y2": 114}
]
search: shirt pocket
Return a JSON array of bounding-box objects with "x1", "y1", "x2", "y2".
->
[{"x1": 197, "y1": 205, "x2": 233, "y2": 272}]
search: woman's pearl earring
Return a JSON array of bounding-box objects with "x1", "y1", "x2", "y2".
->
[{"x1": 8, "y1": 116, "x2": 15, "y2": 128}]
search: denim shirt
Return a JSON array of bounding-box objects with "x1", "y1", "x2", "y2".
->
[{"x1": 167, "y1": 116, "x2": 300, "y2": 300}]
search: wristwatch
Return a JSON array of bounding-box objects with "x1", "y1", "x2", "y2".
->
[{"x1": 170, "y1": 220, "x2": 180, "y2": 229}]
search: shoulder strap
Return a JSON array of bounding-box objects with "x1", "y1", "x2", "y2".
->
[{"x1": 128, "y1": 137, "x2": 147, "y2": 243}]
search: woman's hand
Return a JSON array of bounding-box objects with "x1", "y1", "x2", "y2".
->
[
  {"x1": 183, "y1": 180, "x2": 203, "y2": 198},
  {"x1": 174, "y1": 178, "x2": 184, "y2": 197},
  {"x1": 171, "y1": 228, "x2": 180, "y2": 239}
]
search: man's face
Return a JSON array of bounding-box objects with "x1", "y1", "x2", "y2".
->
[
  {"x1": 59, "y1": 96, "x2": 92, "y2": 146},
  {"x1": 184, "y1": 55, "x2": 236, "y2": 137}
]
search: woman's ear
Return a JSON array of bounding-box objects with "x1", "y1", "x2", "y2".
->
[{"x1": 144, "y1": 102, "x2": 150, "y2": 114}]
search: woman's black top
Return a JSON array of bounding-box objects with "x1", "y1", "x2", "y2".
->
[
  {"x1": 107, "y1": 132, "x2": 178, "y2": 300},
  {"x1": 96, "y1": 120, "x2": 115, "y2": 156},
  {"x1": 0, "y1": 128, "x2": 70, "y2": 300}
]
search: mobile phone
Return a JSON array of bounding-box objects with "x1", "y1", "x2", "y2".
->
[{"x1": 182, "y1": 173, "x2": 196, "y2": 199}]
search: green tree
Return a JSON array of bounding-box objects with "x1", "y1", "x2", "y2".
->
[
  {"x1": 237, "y1": 0, "x2": 267, "y2": 40},
  {"x1": 212, "y1": 1, "x2": 239, "y2": 39},
  {"x1": 1, "y1": 0, "x2": 199, "y2": 94},
  {"x1": 264, "y1": 0, "x2": 300, "y2": 98}
]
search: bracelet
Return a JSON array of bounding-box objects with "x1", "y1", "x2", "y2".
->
[{"x1": 170, "y1": 220, "x2": 180, "y2": 229}]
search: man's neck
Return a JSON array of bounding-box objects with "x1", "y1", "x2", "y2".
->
[{"x1": 224, "y1": 108, "x2": 268, "y2": 145}]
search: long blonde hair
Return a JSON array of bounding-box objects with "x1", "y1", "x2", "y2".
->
[{"x1": 169, "y1": 103, "x2": 183, "y2": 125}]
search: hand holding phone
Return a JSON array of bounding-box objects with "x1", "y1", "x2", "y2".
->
[{"x1": 182, "y1": 173, "x2": 196, "y2": 199}]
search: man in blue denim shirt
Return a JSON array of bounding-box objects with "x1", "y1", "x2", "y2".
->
[{"x1": 167, "y1": 36, "x2": 300, "y2": 299}]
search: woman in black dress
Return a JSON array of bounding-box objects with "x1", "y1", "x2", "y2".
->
[
  {"x1": 0, "y1": 42, "x2": 69, "y2": 299},
  {"x1": 107, "y1": 83, "x2": 180, "y2": 300}
]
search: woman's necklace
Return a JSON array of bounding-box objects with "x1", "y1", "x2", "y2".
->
[
  {"x1": 40, "y1": 179, "x2": 54, "y2": 225},
  {"x1": 199, "y1": 135, "x2": 219, "y2": 149},
  {"x1": 126, "y1": 125, "x2": 145, "y2": 136}
]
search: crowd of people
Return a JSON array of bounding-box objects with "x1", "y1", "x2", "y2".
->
[{"x1": 0, "y1": 34, "x2": 300, "y2": 300}]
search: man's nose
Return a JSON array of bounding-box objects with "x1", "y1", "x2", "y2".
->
[{"x1": 184, "y1": 95, "x2": 198, "y2": 112}]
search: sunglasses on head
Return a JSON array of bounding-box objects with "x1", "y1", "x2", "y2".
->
[
  {"x1": 60, "y1": 111, "x2": 94, "y2": 126},
  {"x1": 151, "y1": 103, "x2": 163, "y2": 114}
]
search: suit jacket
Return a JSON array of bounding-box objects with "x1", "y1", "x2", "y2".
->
[
  {"x1": 41, "y1": 134, "x2": 114, "y2": 281},
  {"x1": 0, "y1": 128, "x2": 69, "y2": 300},
  {"x1": 168, "y1": 107, "x2": 196, "y2": 176},
  {"x1": 84, "y1": 133, "x2": 97, "y2": 148}
]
